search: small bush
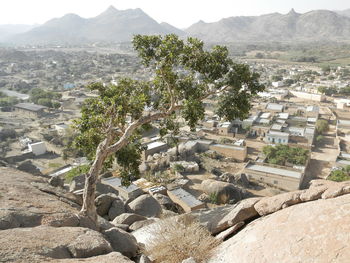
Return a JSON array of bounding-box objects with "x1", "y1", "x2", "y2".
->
[
  {"x1": 146, "y1": 217, "x2": 221, "y2": 263},
  {"x1": 209, "y1": 192, "x2": 219, "y2": 204}
]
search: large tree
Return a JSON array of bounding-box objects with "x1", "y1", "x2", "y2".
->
[{"x1": 73, "y1": 34, "x2": 264, "y2": 222}]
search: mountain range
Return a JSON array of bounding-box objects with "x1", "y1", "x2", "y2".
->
[{"x1": 3, "y1": 6, "x2": 350, "y2": 44}]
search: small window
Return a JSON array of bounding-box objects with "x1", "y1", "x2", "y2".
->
[{"x1": 273, "y1": 180, "x2": 278, "y2": 185}]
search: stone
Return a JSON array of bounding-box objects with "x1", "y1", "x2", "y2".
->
[
  {"x1": 49, "y1": 176, "x2": 64, "y2": 187},
  {"x1": 41, "y1": 213, "x2": 79, "y2": 227},
  {"x1": 56, "y1": 252, "x2": 133, "y2": 262},
  {"x1": 215, "y1": 222, "x2": 245, "y2": 241},
  {"x1": 153, "y1": 193, "x2": 174, "y2": 209},
  {"x1": 208, "y1": 194, "x2": 350, "y2": 263},
  {"x1": 127, "y1": 194, "x2": 162, "y2": 217},
  {"x1": 0, "y1": 226, "x2": 113, "y2": 262},
  {"x1": 69, "y1": 174, "x2": 86, "y2": 192},
  {"x1": 129, "y1": 218, "x2": 158, "y2": 231},
  {"x1": 112, "y1": 213, "x2": 147, "y2": 226},
  {"x1": 138, "y1": 254, "x2": 152, "y2": 263},
  {"x1": 103, "y1": 227, "x2": 139, "y2": 258},
  {"x1": 0, "y1": 167, "x2": 79, "y2": 230},
  {"x1": 108, "y1": 198, "x2": 125, "y2": 220},
  {"x1": 216, "y1": 197, "x2": 261, "y2": 234},
  {"x1": 254, "y1": 190, "x2": 305, "y2": 216},
  {"x1": 182, "y1": 258, "x2": 197, "y2": 263},
  {"x1": 95, "y1": 194, "x2": 118, "y2": 217},
  {"x1": 113, "y1": 223, "x2": 129, "y2": 231},
  {"x1": 201, "y1": 179, "x2": 243, "y2": 204},
  {"x1": 97, "y1": 216, "x2": 115, "y2": 231}
]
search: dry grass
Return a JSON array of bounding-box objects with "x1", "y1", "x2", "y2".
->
[{"x1": 145, "y1": 216, "x2": 221, "y2": 263}]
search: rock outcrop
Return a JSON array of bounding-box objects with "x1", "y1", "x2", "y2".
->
[
  {"x1": 209, "y1": 193, "x2": 350, "y2": 263},
  {"x1": 127, "y1": 194, "x2": 162, "y2": 217}
]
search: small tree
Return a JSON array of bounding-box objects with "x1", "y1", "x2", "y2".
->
[
  {"x1": 316, "y1": 119, "x2": 329, "y2": 135},
  {"x1": 73, "y1": 34, "x2": 264, "y2": 222}
]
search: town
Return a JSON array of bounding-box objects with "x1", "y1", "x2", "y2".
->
[{"x1": 1, "y1": 44, "x2": 350, "y2": 215}]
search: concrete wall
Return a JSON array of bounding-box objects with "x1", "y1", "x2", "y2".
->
[
  {"x1": 290, "y1": 91, "x2": 325, "y2": 102},
  {"x1": 209, "y1": 144, "x2": 247, "y2": 162}
]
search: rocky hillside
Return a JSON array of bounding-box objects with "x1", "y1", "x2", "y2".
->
[
  {"x1": 186, "y1": 9, "x2": 350, "y2": 42},
  {"x1": 9, "y1": 6, "x2": 185, "y2": 44},
  {"x1": 1, "y1": 166, "x2": 350, "y2": 262}
]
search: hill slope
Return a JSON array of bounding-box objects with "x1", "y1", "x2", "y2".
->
[{"x1": 9, "y1": 6, "x2": 184, "y2": 44}]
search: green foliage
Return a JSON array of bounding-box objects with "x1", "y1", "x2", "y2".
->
[
  {"x1": 271, "y1": 75, "x2": 283, "y2": 81},
  {"x1": 317, "y1": 86, "x2": 337, "y2": 96},
  {"x1": 30, "y1": 88, "x2": 61, "y2": 108},
  {"x1": 316, "y1": 120, "x2": 329, "y2": 134},
  {"x1": 263, "y1": 144, "x2": 309, "y2": 166},
  {"x1": 219, "y1": 137, "x2": 234, "y2": 144},
  {"x1": 172, "y1": 164, "x2": 185, "y2": 173},
  {"x1": 0, "y1": 96, "x2": 19, "y2": 107},
  {"x1": 65, "y1": 165, "x2": 90, "y2": 183},
  {"x1": 208, "y1": 192, "x2": 219, "y2": 204},
  {"x1": 316, "y1": 135, "x2": 325, "y2": 143},
  {"x1": 328, "y1": 166, "x2": 350, "y2": 182},
  {"x1": 72, "y1": 34, "x2": 263, "y2": 185}
]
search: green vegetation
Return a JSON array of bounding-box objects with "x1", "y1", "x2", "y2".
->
[
  {"x1": 64, "y1": 165, "x2": 90, "y2": 183},
  {"x1": 0, "y1": 91, "x2": 19, "y2": 107},
  {"x1": 316, "y1": 135, "x2": 325, "y2": 144},
  {"x1": 316, "y1": 119, "x2": 329, "y2": 135},
  {"x1": 30, "y1": 88, "x2": 62, "y2": 109},
  {"x1": 328, "y1": 166, "x2": 350, "y2": 182},
  {"x1": 172, "y1": 164, "x2": 185, "y2": 173},
  {"x1": 72, "y1": 34, "x2": 263, "y2": 220},
  {"x1": 208, "y1": 192, "x2": 219, "y2": 204},
  {"x1": 263, "y1": 144, "x2": 309, "y2": 166}
]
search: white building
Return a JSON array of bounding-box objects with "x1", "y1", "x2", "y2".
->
[{"x1": 28, "y1": 142, "x2": 47, "y2": 156}]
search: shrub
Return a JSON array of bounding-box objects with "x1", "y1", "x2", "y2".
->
[
  {"x1": 328, "y1": 166, "x2": 350, "y2": 182},
  {"x1": 145, "y1": 217, "x2": 220, "y2": 263},
  {"x1": 209, "y1": 192, "x2": 219, "y2": 204}
]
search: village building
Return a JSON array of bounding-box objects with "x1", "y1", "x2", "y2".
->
[
  {"x1": 143, "y1": 141, "x2": 168, "y2": 160},
  {"x1": 13, "y1": 103, "x2": 47, "y2": 118},
  {"x1": 167, "y1": 187, "x2": 205, "y2": 212},
  {"x1": 28, "y1": 141, "x2": 47, "y2": 156},
  {"x1": 209, "y1": 143, "x2": 247, "y2": 162},
  {"x1": 102, "y1": 177, "x2": 143, "y2": 200},
  {"x1": 242, "y1": 161, "x2": 305, "y2": 191}
]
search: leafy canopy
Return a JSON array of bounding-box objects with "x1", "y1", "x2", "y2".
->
[{"x1": 72, "y1": 34, "x2": 264, "y2": 184}]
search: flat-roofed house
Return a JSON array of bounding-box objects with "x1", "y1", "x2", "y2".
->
[
  {"x1": 14, "y1": 103, "x2": 47, "y2": 118},
  {"x1": 266, "y1": 103, "x2": 284, "y2": 113},
  {"x1": 143, "y1": 141, "x2": 168, "y2": 160},
  {"x1": 266, "y1": 130, "x2": 289, "y2": 144},
  {"x1": 243, "y1": 161, "x2": 304, "y2": 191},
  {"x1": 217, "y1": 122, "x2": 232, "y2": 135},
  {"x1": 102, "y1": 177, "x2": 143, "y2": 200},
  {"x1": 167, "y1": 187, "x2": 205, "y2": 212},
  {"x1": 28, "y1": 141, "x2": 46, "y2": 156}
]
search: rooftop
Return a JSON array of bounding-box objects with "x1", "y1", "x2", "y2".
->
[
  {"x1": 246, "y1": 163, "x2": 302, "y2": 179},
  {"x1": 14, "y1": 103, "x2": 47, "y2": 112},
  {"x1": 146, "y1": 141, "x2": 167, "y2": 150},
  {"x1": 168, "y1": 187, "x2": 204, "y2": 208}
]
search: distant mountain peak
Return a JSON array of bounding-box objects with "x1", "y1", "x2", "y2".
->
[
  {"x1": 106, "y1": 5, "x2": 118, "y2": 12},
  {"x1": 288, "y1": 8, "x2": 298, "y2": 15}
]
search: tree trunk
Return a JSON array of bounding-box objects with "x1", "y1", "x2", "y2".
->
[{"x1": 79, "y1": 139, "x2": 109, "y2": 223}]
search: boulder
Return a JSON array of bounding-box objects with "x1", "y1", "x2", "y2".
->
[
  {"x1": 112, "y1": 213, "x2": 147, "y2": 226},
  {"x1": 153, "y1": 193, "x2": 174, "y2": 210},
  {"x1": 254, "y1": 190, "x2": 305, "y2": 216},
  {"x1": 113, "y1": 223, "x2": 129, "y2": 231},
  {"x1": 49, "y1": 176, "x2": 64, "y2": 187},
  {"x1": 97, "y1": 216, "x2": 115, "y2": 231},
  {"x1": 95, "y1": 194, "x2": 118, "y2": 217},
  {"x1": 127, "y1": 194, "x2": 162, "y2": 217},
  {"x1": 208, "y1": 193, "x2": 350, "y2": 263},
  {"x1": 215, "y1": 221, "x2": 245, "y2": 241},
  {"x1": 201, "y1": 179, "x2": 243, "y2": 204},
  {"x1": 129, "y1": 218, "x2": 158, "y2": 231},
  {"x1": 103, "y1": 227, "x2": 139, "y2": 258},
  {"x1": 56, "y1": 252, "x2": 133, "y2": 262},
  {"x1": 108, "y1": 198, "x2": 125, "y2": 220},
  {"x1": 138, "y1": 254, "x2": 152, "y2": 263},
  {"x1": 0, "y1": 167, "x2": 79, "y2": 230},
  {"x1": 182, "y1": 258, "x2": 197, "y2": 263},
  {"x1": 0, "y1": 226, "x2": 112, "y2": 262},
  {"x1": 216, "y1": 197, "x2": 261, "y2": 234}
]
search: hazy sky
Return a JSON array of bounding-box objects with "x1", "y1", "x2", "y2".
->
[{"x1": 1, "y1": 0, "x2": 349, "y2": 28}]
